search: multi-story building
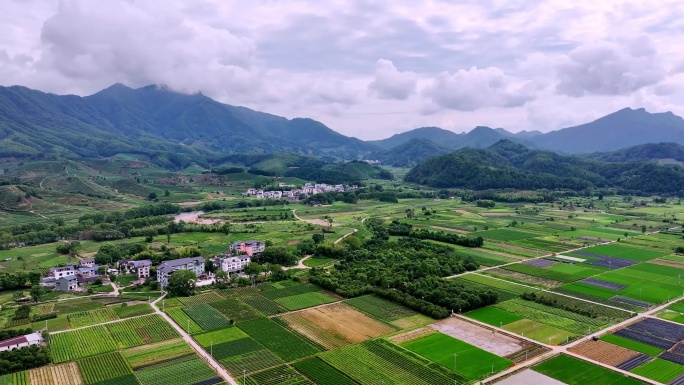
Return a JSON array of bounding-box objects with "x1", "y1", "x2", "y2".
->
[
  {"x1": 229, "y1": 240, "x2": 265, "y2": 257},
  {"x1": 213, "y1": 254, "x2": 251, "y2": 274},
  {"x1": 118, "y1": 259, "x2": 152, "y2": 279},
  {"x1": 79, "y1": 259, "x2": 96, "y2": 268},
  {"x1": 157, "y1": 257, "x2": 205, "y2": 287},
  {"x1": 57, "y1": 275, "x2": 78, "y2": 291},
  {"x1": 49, "y1": 265, "x2": 76, "y2": 280}
]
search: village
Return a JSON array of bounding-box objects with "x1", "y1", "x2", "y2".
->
[
  {"x1": 37, "y1": 240, "x2": 266, "y2": 293},
  {"x1": 243, "y1": 182, "x2": 358, "y2": 199}
]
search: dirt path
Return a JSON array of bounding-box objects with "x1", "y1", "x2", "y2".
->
[
  {"x1": 151, "y1": 294, "x2": 238, "y2": 385},
  {"x1": 292, "y1": 209, "x2": 335, "y2": 226},
  {"x1": 334, "y1": 229, "x2": 358, "y2": 244}
]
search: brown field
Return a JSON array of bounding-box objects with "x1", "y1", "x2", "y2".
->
[
  {"x1": 391, "y1": 314, "x2": 434, "y2": 329},
  {"x1": 488, "y1": 268, "x2": 563, "y2": 288},
  {"x1": 430, "y1": 317, "x2": 524, "y2": 357},
  {"x1": 29, "y1": 363, "x2": 83, "y2": 385},
  {"x1": 388, "y1": 327, "x2": 435, "y2": 344},
  {"x1": 651, "y1": 258, "x2": 684, "y2": 268},
  {"x1": 569, "y1": 340, "x2": 639, "y2": 366},
  {"x1": 278, "y1": 303, "x2": 395, "y2": 349}
]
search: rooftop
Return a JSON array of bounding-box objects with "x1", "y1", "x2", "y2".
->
[{"x1": 158, "y1": 257, "x2": 204, "y2": 273}]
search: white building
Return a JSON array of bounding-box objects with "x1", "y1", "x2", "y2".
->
[
  {"x1": 0, "y1": 332, "x2": 43, "y2": 352},
  {"x1": 157, "y1": 257, "x2": 205, "y2": 287},
  {"x1": 214, "y1": 254, "x2": 251, "y2": 274},
  {"x1": 49, "y1": 265, "x2": 75, "y2": 280}
]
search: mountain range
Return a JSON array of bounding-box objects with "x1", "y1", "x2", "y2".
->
[{"x1": 2, "y1": 84, "x2": 684, "y2": 169}]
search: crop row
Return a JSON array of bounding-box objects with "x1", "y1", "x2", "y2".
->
[
  {"x1": 242, "y1": 365, "x2": 311, "y2": 385},
  {"x1": 135, "y1": 355, "x2": 218, "y2": 385},
  {"x1": 108, "y1": 314, "x2": 179, "y2": 348},
  {"x1": 502, "y1": 264, "x2": 578, "y2": 283},
  {"x1": 274, "y1": 292, "x2": 337, "y2": 311},
  {"x1": 495, "y1": 300, "x2": 600, "y2": 335},
  {"x1": 78, "y1": 352, "x2": 132, "y2": 384},
  {"x1": 220, "y1": 349, "x2": 284, "y2": 375},
  {"x1": 530, "y1": 291, "x2": 631, "y2": 321},
  {"x1": 51, "y1": 325, "x2": 117, "y2": 363},
  {"x1": 68, "y1": 307, "x2": 119, "y2": 328},
  {"x1": 179, "y1": 292, "x2": 223, "y2": 306},
  {"x1": 183, "y1": 304, "x2": 232, "y2": 331},
  {"x1": 259, "y1": 283, "x2": 321, "y2": 300},
  {"x1": 123, "y1": 339, "x2": 194, "y2": 369},
  {"x1": 237, "y1": 318, "x2": 319, "y2": 362},
  {"x1": 292, "y1": 357, "x2": 357, "y2": 385},
  {"x1": 209, "y1": 298, "x2": 263, "y2": 323},
  {"x1": 166, "y1": 307, "x2": 203, "y2": 334},
  {"x1": 345, "y1": 295, "x2": 417, "y2": 321},
  {"x1": 0, "y1": 372, "x2": 27, "y2": 385}
]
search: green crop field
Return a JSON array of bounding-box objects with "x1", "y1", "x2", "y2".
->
[
  {"x1": 166, "y1": 307, "x2": 203, "y2": 334},
  {"x1": 345, "y1": 295, "x2": 418, "y2": 322},
  {"x1": 123, "y1": 339, "x2": 194, "y2": 369},
  {"x1": 238, "y1": 294, "x2": 286, "y2": 316},
  {"x1": 51, "y1": 325, "x2": 117, "y2": 363},
  {"x1": 219, "y1": 348, "x2": 285, "y2": 376},
  {"x1": 54, "y1": 298, "x2": 104, "y2": 314},
  {"x1": 501, "y1": 264, "x2": 578, "y2": 283},
  {"x1": 68, "y1": 307, "x2": 119, "y2": 328},
  {"x1": 78, "y1": 352, "x2": 133, "y2": 385},
  {"x1": 135, "y1": 354, "x2": 219, "y2": 385},
  {"x1": 495, "y1": 299, "x2": 605, "y2": 336},
  {"x1": 578, "y1": 244, "x2": 670, "y2": 261},
  {"x1": 465, "y1": 306, "x2": 524, "y2": 326},
  {"x1": 194, "y1": 326, "x2": 248, "y2": 346},
  {"x1": 274, "y1": 292, "x2": 337, "y2": 311},
  {"x1": 631, "y1": 358, "x2": 684, "y2": 383},
  {"x1": 241, "y1": 364, "x2": 312, "y2": 385},
  {"x1": 292, "y1": 357, "x2": 357, "y2": 385},
  {"x1": 178, "y1": 291, "x2": 223, "y2": 306},
  {"x1": 546, "y1": 263, "x2": 601, "y2": 278},
  {"x1": 107, "y1": 314, "x2": 179, "y2": 348},
  {"x1": 259, "y1": 283, "x2": 322, "y2": 300},
  {"x1": 471, "y1": 228, "x2": 539, "y2": 241},
  {"x1": 209, "y1": 298, "x2": 264, "y2": 323},
  {"x1": 402, "y1": 332, "x2": 512, "y2": 379},
  {"x1": 599, "y1": 334, "x2": 664, "y2": 356},
  {"x1": 182, "y1": 303, "x2": 232, "y2": 331},
  {"x1": 237, "y1": 317, "x2": 319, "y2": 362},
  {"x1": 560, "y1": 262, "x2": 684, "y2": 304},
  {"x1": 534, "y1": 354, "x2": 646, "y2": 385},
  {"x1": 320, "y1": 340, "x2": 458, "y2": 385},
  {"x1": 504, "y1": 319, "x2": 575, "y2": 344},
  {"x1": 0, "y1": 372, "x2": 28, "y2": 385},
  {"x1": 112, "y1": 303, "x2": 154, "y2": 318}
]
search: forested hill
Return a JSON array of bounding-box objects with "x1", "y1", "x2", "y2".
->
[
  {"x1": 404, "y1": 140, "x2": 684, "y2": 194},
  {"x1": 588, "y1": 142, "x2": 684, "y2": 164},
  {"x1": 0, "y1": 84, "x2": 376, "y2": 162},
  {"x1": 368, "y1": 138, "x2": 451, "y2": 167}
]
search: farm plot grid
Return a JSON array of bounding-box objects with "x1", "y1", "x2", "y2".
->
[
  {"x1": 51, "y1": 325, "x2": 117, "y2": 363},
  {"x1": 134, "y1": 354, "x2": 221, "y2": 385},
  {"x1": 107, "y1": 314, "x2": 179, "y2": 348},
  {"x1": 239, "y1": 365, "x2": 313, "y2": 385},
  {"x1": 27, "y1": 362, "x2": 84, "y2": 385},
  {"x1": 78, "y1": 351, "x2": 134, "y2": 385},
  {"x1": 560, "y1": 263, "x2": 684, "y2": 304}
]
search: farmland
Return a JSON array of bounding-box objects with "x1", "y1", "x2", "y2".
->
[
  {"x1": 534, "y1": 354, "x2": 647, "y2": 384},
  {"x1": 237, "y1": 318, "x2": 319, "y2": 361},
  {"x1": 78, "y1": 352, "x2": 133, "y2": 384},
  {"x1": 51, "y1": 326, "x2": 117, "y2": 363},
  {"x1": 631, "y1": 358, "x2": 684, "y2": 383}
]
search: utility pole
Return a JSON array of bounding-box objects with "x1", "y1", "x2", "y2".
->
[
  {"x1": 210, "y1": 340, "x2": 213, "y2": 358},
  {"x1": 187, "y1": 319, "x2": 190, "y2": 334}
]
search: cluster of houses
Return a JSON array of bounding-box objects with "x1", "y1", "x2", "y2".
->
[
  {"x1": 37, "y1": 240, "x2": 266, "y2": 292},
  {"x1": 157, "y1": 240, "x2": 264, "y2": 286},
  {"x1": 39, "y1": 259, "x2": 101, "y2": 292},
  {"x1": 244, "y1": 183, "x2": 358, "y2": 200}
]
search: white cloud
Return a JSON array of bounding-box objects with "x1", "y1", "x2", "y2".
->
[
  {"x1": 422, "y1": 66, "x2": 535, "y2": 111},
  {"x1": 368, "y1": 59, "x2": 417, "y2": 100},
  {"x1": 555, "y1": 38, "x2": 666, "y2": 97}
]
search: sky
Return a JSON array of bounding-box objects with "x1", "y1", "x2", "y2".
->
[{"x1": 1, "y1": 0, "x2": 684, "y2": 140}]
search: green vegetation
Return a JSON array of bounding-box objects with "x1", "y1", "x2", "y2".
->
[
  {"x1": 534, "y1": 354, "x2": 646, "y2": 384},
  {"x1": 465, "y1": 306, "x2": 524, "y2": 326},
  {"x1": 111, "y1": 303, "x2": 154, "y2": 318},
  {"x1": 402, "y1": 332, "x2": 512, "y2": 379},
  {"x1": 107, "y1": 314, "x2": 179, "y2": 349},
  {"x1": 208, "y1": 298, "x2": 263, "y2": 323},
  {"x1": 78, "y1": 352, "x2": 133, "y2": 385},
  {"x1": 631, "y1": 358, "x2": 684, "y2": 383},
  {"x1": 273, "y1": 292, "x2": 337, "y2": 311},
  {"x1": 67, "y1": 307, "x2": 119, "y2": 328},
  {"x1": 182, "y1": 304, "x2": 232, "y2": 331},
  {"x1": 51, "y1": 326, "x2": 117, "y2": 362},
  {"x1": 237, "y1": 317, "x2": 319, "y2": 361},
  {"x1": 345, "y1": 295, "x2": 419, "y2": 321},
  {"x1": 292, "y1": 357, "x2": 357, "y2": 385},
  {"x1": 135, "y1": 354, "x2": 219, "y2": 385},
  {"x1": 599, "y1": 334, "x2": 664, "y2": 356},
  {"x1": 123, "y1": 339, "x2": 194, "y2": 368},
  {"x1": 166, "y1": 308, "x2": 203, "y2": 334}
]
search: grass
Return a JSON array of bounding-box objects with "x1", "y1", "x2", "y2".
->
[
  {"x1": 599, "y1": 334, "x2": 664, "y2": 356},
  {"x1": 464, "y1": 306, "x2": 524, "y2": 326},
  {"x1": 534, "y1": 354, "x2": 646, "y2": 385},
  {"x1": 402, "y1": 332, "x2": 512, "y2": 379},
  {"x1": 631, "y1": 358, "x2": 684, "y2": 383},
  {"x1": 237, "y1": 317, "x2": 319, "y2": 362}
]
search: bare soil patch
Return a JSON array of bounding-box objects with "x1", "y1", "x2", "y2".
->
[
  {"x1": 651, "y1": 258, "x2": 684, "y2": 268},
  {"x1": 431, "y1": 226, "x2": 469, "y2": 234},
  {"x1": 430, "y1": 317, "x2": 523, "y2": 357},
  {"x1": 488, "y1": 269, "x2": 563, "y2": 288},
  {"x1": 388, "y1": 327, "x2": 435, "y2": 344},
  {"x1": 279, "y1": 303, "x2": 394, "y2": 349},
  {"x1": 569, "y1": 340, "x2": 639, "y2": 366}
]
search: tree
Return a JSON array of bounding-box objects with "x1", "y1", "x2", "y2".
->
[
  {"x1": 641, "y1": 225, "x2": 647, "y2": 234},
  {"x1": 164, "y1": 190, "x2": 170, "y2": 197},
  {"x1": 167, "y1": 270, "x2": 197, "y2": 297},
  {"x1": 312, "y1": 233, "x2": 325, "y2": 244},
  {"x1": 29, "y1": 285, "x2": 45, "y2": 302},
  {"x1": 243, "y1": 263, "x2": 262, "y2": 284},
  {"x1": 148, "y1": 192, "x2": 157, "y2": 201},
  {"x1": 216, "y1": 270, "x2": 228, "y2": 283}
]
